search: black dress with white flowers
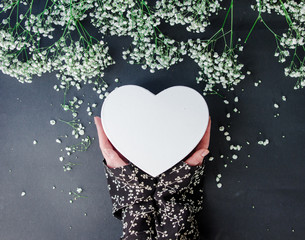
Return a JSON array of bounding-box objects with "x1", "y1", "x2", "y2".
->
[{"x1": 103, "y1": 159, "x2": 205, "y2": 240}]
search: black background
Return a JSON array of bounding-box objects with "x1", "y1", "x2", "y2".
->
[{"x1": 1, "y1": 1, "x2": 305, "y2": 239}]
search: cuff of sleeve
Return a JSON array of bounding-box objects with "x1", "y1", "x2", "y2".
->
[
  {"x1": 102, "y1": 159, "x2": 157, "y2": 219},
  {"x1": 154, "y1": 160, "x2": 204, "y2": 200}
]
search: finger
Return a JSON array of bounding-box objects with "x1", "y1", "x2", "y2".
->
[
  {"x1": 196, "y1": 116, "x2": 211, "y2": 150},
  {"x1": 94, "y1": 117, "x2": 128, "y2": 168},
  {"x1": 185, "y1": 148, "x2": 209, "y2": 166},
  {"x1": 94, "y1": 116, "x2": 113, "y2": 151}
]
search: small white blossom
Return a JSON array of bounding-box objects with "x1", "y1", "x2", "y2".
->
[{"x1": 258, "y1": 138, "x2": 270, "y2": 146}]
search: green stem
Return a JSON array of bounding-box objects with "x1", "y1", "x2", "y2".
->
[
  {"x1": 230, "y1": 0, "x2": 233, "y2": 48},
  {"x1": 0, "y1": 1, "x2": 17, "y2": 14},
  {"x1": 244, "y1": 15, "x2": 261, "y2": 44},
  {"x1": 221, "y1": 1, "x2": 233, "y2": 29}
]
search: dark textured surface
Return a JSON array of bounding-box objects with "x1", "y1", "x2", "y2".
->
[{"x1": 1, "y1": 1, "x2": 305, "y2": 240}]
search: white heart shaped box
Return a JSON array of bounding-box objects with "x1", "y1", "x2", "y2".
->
[{"x1": 101, "y1": 85, "x2": 209, "y2": 177}]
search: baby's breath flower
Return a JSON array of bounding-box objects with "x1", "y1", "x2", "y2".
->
[
  {"x1": 251, "y1": 1, "x2": 305, "y2": 89},
  {"x1": 258, "y1": 138, "x2": 270, "y2": 146}
]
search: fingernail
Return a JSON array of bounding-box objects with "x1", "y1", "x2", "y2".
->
[
  {"x1": 94, "y1": 117, "x2": 97, "y2": 124},
  {"x1": 201, "y1": 149, "x2": 209, "y2": 157}
]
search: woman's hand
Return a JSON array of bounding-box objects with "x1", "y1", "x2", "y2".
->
[
  {"x1": 184, "y1": 116, "x2": 211, "y2": 166},
  {"x1": 94, "y1": 116, "x2": 129, "y2": 168}
]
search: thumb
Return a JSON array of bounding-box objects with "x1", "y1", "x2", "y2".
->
[{"x1": 184, "y1": 149, "x2": 209, "y2": 166}]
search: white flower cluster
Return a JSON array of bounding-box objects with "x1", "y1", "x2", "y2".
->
[
  {"x1": 154, "y1": 0, "x2": 223, "y2": 33},
  {"x1": 0, "y1": 0, "x2": 114, "y2": 90},
  {"x1": 187, "y1": 39, "x2": 245, "y2": 94},
  {"x1": 0, "y1": 0, "x2": 246, "y2": 92},
  {"x1": 122, "y1": 37, "x2": 187, "y2": 73},
  {"x1": 50, "y1": 0, "x2": 94, "y2": 30},
  {"x1": 23, "y1": 12, "x2": 55, "y2": 40},
  {"x1": 52, "y1": 39, "x2": 114, "y2": 90},
  {"x1": 91, "y1": 0, "x2": 187, "y2": 72},
  {"x1": 90, "y1": 0, "x2": 136, "y2": 36},
  {"x1": 71, "y1": 123, "x2": 85, "y2": 139},
  {"x1": 22, "y1": 0, "x2": 95, "y2": 37},
  {"x1": 252, "y1": 0, "x2": 305, "y2": 89},
  {"x1": 0, "y1": 30, "x2": 52, "y2": 83}
]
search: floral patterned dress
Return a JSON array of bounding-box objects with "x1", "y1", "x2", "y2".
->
[{"x1": 103, "y1": 159, "x2": 205, "y2": 240}]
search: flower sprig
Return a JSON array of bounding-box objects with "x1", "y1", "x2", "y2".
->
[
  {"x1": 188, "y1": 38, "x2": 245, "y2": 95},
  {"x1": 247, "y1": 0, "x2": 305, "y2": 89},
  {"x1": 66, "y1": 136, "x2": 91, "y2": 152},
  {"x1": 187, "y1": 0, "x2": 245, "y2": 95},
  {"x1": 58, "y1": 118, "x2": 85, "y2": 138},
  {"x1": 63, "y1": 161, "x2": 80, "y2": 172},
  {"x1": 69, "y1": 187, "x2": 87, "y2": 203},
  {"x1": 0, "y1": 0, "x2": 113, "y2": 91},
  {"x1": 154, "y1": 0, "x2": 223, "y2": 33}
]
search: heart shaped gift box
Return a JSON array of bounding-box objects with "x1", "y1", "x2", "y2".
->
[{"x1": 101, "y1": 85, "x2": 209, "y2": 177}]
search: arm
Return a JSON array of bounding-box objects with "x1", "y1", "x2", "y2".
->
[
  {"x1": 153, "y1": 161, "x2": 205, "y2": 239},
  {"x1": 95, "y1": 117, "x2": 157, "y2": 239},
  {"x1": 103, "y1": 161, "x2": 157, "y2": 239},
  {"x1": 153, "y1": 117, "x2": 211, "y2": 239}
]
